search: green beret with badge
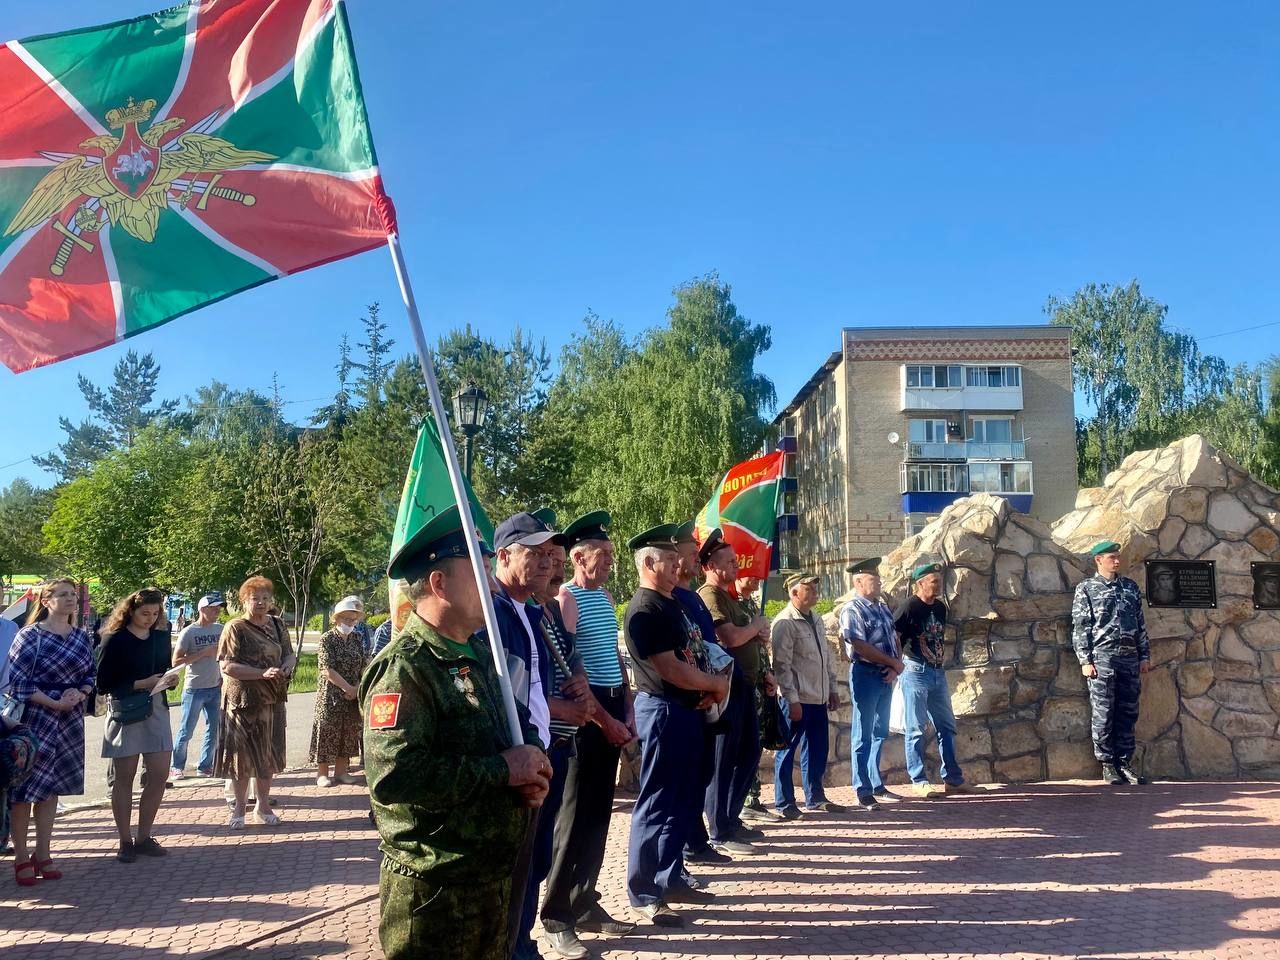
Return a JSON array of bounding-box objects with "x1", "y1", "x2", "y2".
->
[
  {"x1": 910, "y1": 561, "x2": 943, "y2": 583},
  {"x1": 626, "y1": 523, "x2": 681, "y2": 552},
  {"x1": 1089, "y1": 540, "x2": 1121, "y2": 556},
  {"x1": 563, "y1": 510, "x2": 611, "y2": 546},
  {"x1": 530, "y1": 507, "x2": 558, "y2": 529}
]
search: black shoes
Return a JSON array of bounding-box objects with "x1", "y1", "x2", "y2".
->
[
  {"x1": 685, "y1": 844, "x2": 732, "y2": 864},
  {"x1": 1101, "y1": 763, "x2": 1126, "y2": 785},
  {"x1": 116, "y1": 841, "x2": 136, "y2": 863},
  {"x1": 1117, "y1": 763, "x2": 1149, "y2": 785},
  {"x1": 134, "y1": 837, "x2": 167, "y2": 857},
  {"x1": 574, "y1": 904, "x2": 635, "y2": 935}
]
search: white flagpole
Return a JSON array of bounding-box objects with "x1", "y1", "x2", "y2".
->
[{"x1": 383, "y1": 228, "x2": 524, "y2": 746}]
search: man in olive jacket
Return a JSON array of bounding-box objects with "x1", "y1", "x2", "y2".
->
[{"x1": 362, "y1": 526, "x2": 552, "y2": 960}]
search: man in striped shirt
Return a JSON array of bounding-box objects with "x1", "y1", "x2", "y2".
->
[{"x1": 541, "y1": 512, "x2": 637, "y2": 957}]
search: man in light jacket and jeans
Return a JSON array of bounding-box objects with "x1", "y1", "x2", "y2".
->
[{"x1": 770, "y1": 573, "x2": 843, "y2": 816}]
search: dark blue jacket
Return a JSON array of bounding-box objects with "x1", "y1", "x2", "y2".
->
[{"x1": 482, "y1": 585, "x2": 555, "y2": 721}]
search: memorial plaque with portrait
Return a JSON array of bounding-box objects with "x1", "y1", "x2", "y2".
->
[
  {"x1": 1252, "y1": 562, "x2": 1280, "y2": 610},
  {"x1": 1144, "y1": 559, "x2": 1217, "y2": 609}
]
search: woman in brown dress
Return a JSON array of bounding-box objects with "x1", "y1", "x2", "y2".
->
[
  {"x1": 309, "y1": 596, "x2": 367, "y2": 786},
  {"x1": 215, "y1": 576, "x2": 295, "y2": 829}
]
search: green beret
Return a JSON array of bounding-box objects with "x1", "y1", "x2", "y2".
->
[
  {"x1": 847, "y1": 557, "x2": 882, "y2": 576},
  {"x1": 1089, "y1": 540, "x2": 1121, "y2": 556},
  {"x1": 563, "y1": 510, "x2": 611, "y2": 546},
  {"x1": 697, "y1": 528, "x2": 734, "y2": 565},
  {"x1": 627, "y1": 523, "x2": 681, "y2": 552},
  {"x1": 673, "y1": 520, "x2": 697, "y2": 544},
  {"x1": 530, "y1": 507, "x2": 558, "y2": 529},
  {"x1": 784, "y1": 572, "x2": 819, "y2": 591},
  {"x1": 910, "y1": 562, "x2": 943, "y2": 583},
  {"x1": 391, "y1": 527, "x2": 495, "y2": 582}
]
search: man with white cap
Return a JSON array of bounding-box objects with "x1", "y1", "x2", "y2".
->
[{"x1": 170, "y1": 592, "x2": 226, "y2": 780}]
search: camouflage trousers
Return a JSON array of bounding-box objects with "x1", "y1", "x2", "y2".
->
[
  {"x1": 1087, "y1": 655, "x2": 1141, "y2": 764},
  {"x1": 379, "y1": 861, "x2": 511, "y2": 960}
]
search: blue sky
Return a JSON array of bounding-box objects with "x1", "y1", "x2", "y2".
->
[{"x1": 3, "y1": 1, "x2": 1278, "y2": 486}]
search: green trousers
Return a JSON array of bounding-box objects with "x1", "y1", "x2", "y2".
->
[{"x1": 379, "y1": 861, "x2": 511, "y2": 960}]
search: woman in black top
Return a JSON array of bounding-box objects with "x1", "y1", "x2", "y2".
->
[{"x1": 96, "y1": 589, "x2": 178, "y2": 862}]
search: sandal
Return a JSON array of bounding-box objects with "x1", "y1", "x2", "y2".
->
[
  {"x1": 251, "y1": 807, "x2": 281, "y2": 826},
  {"x1": 14, "y1": 857, "x2": 39, "y2": 887},
  {"x1": 228, "y1": 813, "x2": 246, "y2": 830},
  {"x1": 34, "y1": 858, "x2": 62, "y2": 879}
]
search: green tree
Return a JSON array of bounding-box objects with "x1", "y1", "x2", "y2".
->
[
  {"x1": 0, "y1": 479, "x2": 55, "y2": 577},
  {"x1": 176, "y1": 381, "x2": 282, "y2": 446},
  {"x1": 34, "y1": 350, "x2": 178, "y2": 481},
  {"x1": 548, "y1": 275, "x2": 774, "y2": 594},
  {"x1": 1047, "y1": 281, "x2": 1269, "y2": 485},
  {"x1": 352, "y1": 302, "x2": 395, "y2": 404},
  {"x1": 43, "y1": 427, "x2": 191, "y2": 599},
  {"x1": 1256, "y1": 358, "x2": 1280, "y2": 487}
]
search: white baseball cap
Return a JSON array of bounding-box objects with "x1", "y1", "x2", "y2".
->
[{"x1": 334, "y1": 595, "x2": 364, "y2": 615}]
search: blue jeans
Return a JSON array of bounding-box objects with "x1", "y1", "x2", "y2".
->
[
  {"x1": 171, "y1": 685, "x2": 220, "y2": 772},
  {"x1": 899, "y1": 660, "x2": 963, "y2": 785},
  {"x1": 850, "y1": 662, "x2": 892, "y2": 799},
  {"x1": 773, "y1": 700, "x2": 829, "y2": 810}
]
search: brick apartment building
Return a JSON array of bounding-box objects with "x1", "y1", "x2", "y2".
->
[{"x1": 773, "y1": 326, "x2": 1078, "y2": 596}]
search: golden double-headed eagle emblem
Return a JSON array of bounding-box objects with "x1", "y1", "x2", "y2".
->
[{"x1": 4, "y1": 97, "x2": 275, "y2": 275}]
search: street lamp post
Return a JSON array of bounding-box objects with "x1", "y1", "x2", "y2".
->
[{"x1": 452, "y1": 380, "x2": 490, "y2": 480}]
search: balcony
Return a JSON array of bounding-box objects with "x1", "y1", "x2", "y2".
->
[
  {"x1": 900, "y1": 364, "x2": 1024, "y2": 412},
  {"x1": 899, "y1": 460, "x2": 1034, "y2": 515},
  {"x1": 905, "y1": 440, "x2": 1027, "y2": 461}
]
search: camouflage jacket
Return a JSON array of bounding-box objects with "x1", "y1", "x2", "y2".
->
[
  {"x1": 1071, "y1": 574, "x2": 1150, "y2": 665},
  {"x1": 360, "y1": 611, "x2": 538, "y2": 884}
]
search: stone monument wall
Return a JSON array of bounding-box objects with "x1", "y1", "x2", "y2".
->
[{"x1": 817, "y1": 435, "x2": 1280, "y2": 783}]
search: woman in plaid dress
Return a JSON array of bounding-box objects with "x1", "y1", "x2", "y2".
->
[{"x1": 6, "y1": 579, "x2": 95, "y2": 886}]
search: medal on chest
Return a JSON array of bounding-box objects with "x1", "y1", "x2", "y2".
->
[{"x1": 450, "y1": 666, "x2": 480, "y2": 708}]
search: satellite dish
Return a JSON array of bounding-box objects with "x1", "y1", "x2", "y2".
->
[{"x1": 887, "y1": 432, "x2": 900, "y2": 445}]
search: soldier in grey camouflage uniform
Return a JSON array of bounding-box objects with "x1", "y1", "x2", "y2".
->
[
  {"x1": 1071, "y1": 540, "x2": 1151, "y2": 786},
  {"x1": 362, "y1": 526, "x2": 552, "y2": 960}
]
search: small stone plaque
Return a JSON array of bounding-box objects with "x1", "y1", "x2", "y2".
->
[
  {"x1": 1251, "y1": 562, "x2": 1280, "y2": 610},
  {"x1": 1145, "y1": 559, "x2": 1217, "y2": 609}
]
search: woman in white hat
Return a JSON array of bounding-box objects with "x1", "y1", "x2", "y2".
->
[{"x1": 308, "y1": 596, "x2": 368, "y2": 786}]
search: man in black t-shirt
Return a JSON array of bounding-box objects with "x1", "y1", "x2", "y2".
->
[
  {"x1": 623, "y1": 524, "x2": 730, "y2": 929},
  {"x1": 893, "y1": 563, "x2": 976, "y2": 799}
]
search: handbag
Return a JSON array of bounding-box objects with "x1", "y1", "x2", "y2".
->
[
  {"x1": 0, "y1": 627, "x2": 45, "y2": 727},
  {"x1": 108, "y1": 689, "x2": 154, "y2": 726},
  {"x1": 758, "y1": 692, "x2": 786, "y2": 751}
]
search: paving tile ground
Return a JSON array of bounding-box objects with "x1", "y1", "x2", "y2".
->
[{"x1": 3, "y1": 775, "x2": 1280, "y2": 960}]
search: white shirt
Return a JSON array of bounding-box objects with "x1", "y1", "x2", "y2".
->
[{"x1": 512, "y1": 602, "x2": 552, "y2": 748}]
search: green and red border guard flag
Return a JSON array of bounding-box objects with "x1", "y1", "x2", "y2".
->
[
  {"x1": 0, "y1": 0, "x2": 392, "y2": 372},
  {"x1": 695, "y1": 451, "x2": 785, "y2": 579}
]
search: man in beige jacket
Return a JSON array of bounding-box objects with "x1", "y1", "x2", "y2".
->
[{"x1": 770, "y1": 573, "x2": 843, "y2": 816}]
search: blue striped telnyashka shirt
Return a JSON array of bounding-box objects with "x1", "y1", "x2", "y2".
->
[{"x1": 564, "y1": 583, "x2": 623, "y2": 685}]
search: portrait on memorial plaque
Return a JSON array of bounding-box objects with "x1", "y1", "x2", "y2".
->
[
  {"x1": 1144, "y1": 559, "x2": 1217, "y2": 609},
  {"x1": 1253, "y1": 563, "x2": 1280, "y2": 610},
  {"x1": 1148, "y1": 563, "x2": 1180, "y2": 606}
]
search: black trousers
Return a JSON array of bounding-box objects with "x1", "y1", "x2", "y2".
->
[{"x1": 540, "y1": 686, "x2": 628, "y2": 931}]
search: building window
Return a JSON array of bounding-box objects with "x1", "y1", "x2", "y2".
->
[
  {"x1": 964, "y1": 364, "x2": 1021, "y2": 387},
  {"x1": 906, "y1": 364, "x2": 962, "y2": 388},
  {"x1": 970, "y1": 417, "x2": 1014, "y2": 444},
  {"x1": 904, "y1": 463, "x2": 967, "y2": 493},
  {"x1": 905, "y1": 515, "x2": 929, "y2": 536},
  {"x1": 969, "y1": 462, "x2": 1033, "y2": 494},
  {"x1": 908, "y1": 418, "x2": 949, "y2": 443}
]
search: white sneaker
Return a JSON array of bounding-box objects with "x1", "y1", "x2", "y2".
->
[
  {"x1": 169, "y1": 768, "x2": 185, "y2": 781},
  {"x1": 316, "y1": 775, "x2": 334, "y2": 787}
]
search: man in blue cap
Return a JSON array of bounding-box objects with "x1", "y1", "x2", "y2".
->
[
  {"x1": 894, "y1": 562, "x2": 974, "y2": 798},
  {"x1": 1072, "y1": 540, "x2": 1151, "y2": 786},
  {"x1": 624, "y1": 524, "x2": 730, "y2": 928},
  {"x1": 362, "y1": 523, "x2": 551, "y2": 960}
]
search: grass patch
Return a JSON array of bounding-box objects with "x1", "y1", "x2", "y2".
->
[{"x1": 165, "y1": 651, "x2": 319, "y2": 704}]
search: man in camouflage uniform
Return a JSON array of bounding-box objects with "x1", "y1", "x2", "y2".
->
[
  {"x1": 362, "y1": 526, "x2": 553, "y2": 960},
  {"x1": 1071, "y1": 540, "x2": 1151, "y2": 786}
]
